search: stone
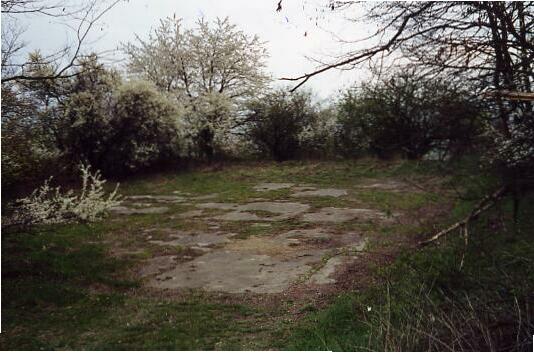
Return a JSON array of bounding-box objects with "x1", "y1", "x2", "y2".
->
[
  {"x1": 214, "y1": 211, "x2": 266, "y2": 222},
  {"x1": 148, "y1": 230, "x2": 233, "y2": 248},
  {"x1": 225, "y1": 236, "x2": 326, "y2": 258},
  {"x1": 125, "y1": 195, "x2": 187, "y2": 203},
  {"x1": 130, "y1": 202, "x2": 153, "y2": 208},
  {"x1": 126, "y1": 195, "x2": 155, "y2": 200},
  {"x1": 149, "y1": 250, "x2": 322, "y2": 293},
  {"x1": 277, "y1": 228, "x2": 367, "y2": 249},
  {"x1": 110, "y1": 206, "x2": 169, "y2": 215},
  {"x1": 196, "y1": 202, "x2": 239, "y2": 210},
  {"x1": 200, "y1": 201, "x2": 310, "y2": 222},
  {"x1": 291, "y1": 188, "x2": 348, "y2": 198},
  {"x1": 277, "y1": 228, "x2": 333, "y2": 243},
  {"x1": 357, "y1": 179, "x2": 418, "y2": 192},
  {"x1": 177, "y1": 210, "x2": 204, "y2": 218},
  {"x1": 153, "y1": 196, "x2": 187, "y2": 203},
  {"x1": 307, "y1": 256, "x2": 357, "y2": 285},
  {"x1": 238, "y1": 201, "x2": 310, "y2": 215},
  {"x1": 292, "y1": 186, "x2": 317, "y2": 192},
  {"x1": 173, "y1": 190, "x2": 192, "y2": 195},
  {"x1": 252, "y1": 223, "x2": 272, "y2": 228},
  {"x1": 337, "y1": 234, "x2": 367, "y2": 250},
  {"x1": 248, "y1": 198, "x2": 268, "y2": 202},
  {"x1": 190, "y1": 193, "x2": 220, "y2": 201},
  {"x1": 253, "y1": 183, "x2": 294, "y2": 192},
  {"x1": 139, "y1": 255, "x2": 177, "y2": 277},
  {"x1": 301, "y1": 207, "x2": 387, "y2": 223},
  {"x1": 190, "y1": 246, "x2": 211, "y2": 253}
]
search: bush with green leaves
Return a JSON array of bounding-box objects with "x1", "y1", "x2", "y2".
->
[
  {"x1": 336, "y1": 73, "x2": 481, "y2": 159},
  {"x1": 244, "y1": 89, "x2": 317, "y2": 161},
  {"x1": 103, "y1": 80, "x2": 183, "y2": 175},
  {"x1": 60, "y1": 55, "x2": 120, "y2": 170},
  {"x1": 61, "y1": 65, "x2": 183, "y2": 175}
]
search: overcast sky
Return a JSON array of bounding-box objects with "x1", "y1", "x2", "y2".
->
[{"x1": 8, "y1": 0, "x2": 375, "y2": 99}]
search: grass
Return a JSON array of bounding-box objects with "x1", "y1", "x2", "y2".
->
[
  {"x1": 0, "y1": 223, "x2": 260, "y2": 350},
  {"x1": 282, "y1": 183, "x2": 534, "y2": 351},
  {"x1": 4, "y1": 157, "x2": 525, "y2": 350}
]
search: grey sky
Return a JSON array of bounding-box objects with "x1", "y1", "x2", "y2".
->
[{"x1": 9, "y1": 0, "x2": 373, "y2": 99}]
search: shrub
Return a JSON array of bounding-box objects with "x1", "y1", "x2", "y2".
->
[
  {"x1": 299, "y1": 105, "x2": 338, "y2": 158},
  {"x1": 104, "y1": 81, "x2": 183, "y2": 175},
  {"x1": 244, "y1": 89, "x2": 317, "y2": 161},
  {"x1": 182, "y1": 92, "x2": 235, "y2": 161},
  {"x1": 9, "y1": 164, "x2": 121, "y2": 226},
  {"x1": 336, "y1": 72, "x2": 481, "y2": 159},
  {"x1": 60, "y1": 56, "x2": 119, "y2": 170}
]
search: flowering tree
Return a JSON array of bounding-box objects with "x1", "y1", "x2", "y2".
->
[{"x1": 123, "y1": 16, "x2": 270, "y2": 159}]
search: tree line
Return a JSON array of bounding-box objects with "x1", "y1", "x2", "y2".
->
[{"x1": 2, "y1": 1, "x2": 532, "y2": 217}]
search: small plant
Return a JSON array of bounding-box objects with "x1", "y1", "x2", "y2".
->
[{"x1": 10, "y1": 164, "x2": 121, "y2": 226}]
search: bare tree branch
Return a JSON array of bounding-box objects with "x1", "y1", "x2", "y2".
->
[{"x1": 1, "y1": 0, "x2": 123, "y2": 83}]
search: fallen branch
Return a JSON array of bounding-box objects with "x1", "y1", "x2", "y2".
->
[{"x1": 419, "y1": 185, "x2": 508, "y2": 247}]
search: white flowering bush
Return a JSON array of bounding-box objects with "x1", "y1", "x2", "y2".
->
[
  {"x1": 299, "y1": 105, "x2": 338, "y2": 158},
  {"x1": 180, "y1": 92, "x2": 237, "y2": 160},
  {"x1": 10, "y1": 164, "x2": 121, "y2": 226}
]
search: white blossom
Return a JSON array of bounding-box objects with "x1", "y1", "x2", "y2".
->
[{"x1": 10, "y1": 164, "x2": 121, "y2": 226}]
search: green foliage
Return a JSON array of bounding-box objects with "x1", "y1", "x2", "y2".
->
[
  {"x1": 59, "y1": 58, "x2": 184, "y2": 176},
  {"x1": 104, "y1": 80, "x2": 182, "y2": 175},
  {"x1": 2, "y1": 53, "x2": 185, "y2": 192},
  {"x1": 1, "y1": 84, "x2": 60, "y2": 200},
  {"x1": 245, "y1": 89, "x2": 317, "y2": 161},
  {"x1": 61, "y1": 55, "x2": 119, "y2": 169},
  {"x1": 336, "y1": 72, "x2": 481, "y2": 159}
]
